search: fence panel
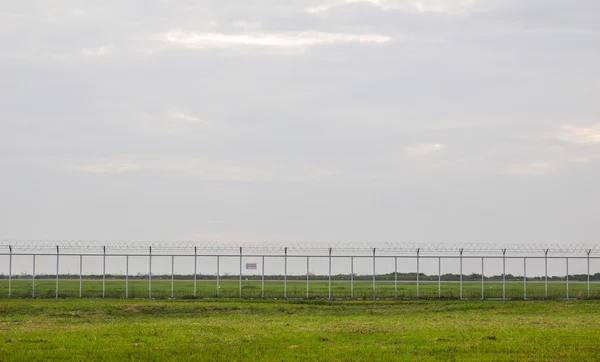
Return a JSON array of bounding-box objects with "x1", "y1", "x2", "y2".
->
[{"x1": 2, "y1": 245, "x2": 600, "y2": 300}]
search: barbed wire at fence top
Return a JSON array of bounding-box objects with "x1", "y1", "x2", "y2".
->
[{"x1": 0, "y1": 240, "x2": 598, "y2": 254}]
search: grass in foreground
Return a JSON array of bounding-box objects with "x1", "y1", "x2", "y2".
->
[{"x1": 1, "y1": 299, "x2": 600, "y2": 361}]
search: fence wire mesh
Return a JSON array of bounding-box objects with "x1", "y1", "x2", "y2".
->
[{"x1": 1, "y1": 241, "x2": 598, "y2": 300}]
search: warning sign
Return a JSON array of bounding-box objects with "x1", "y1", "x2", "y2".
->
[{"x1": 246, "y1": 263, "x2": 257, "y2": 270}]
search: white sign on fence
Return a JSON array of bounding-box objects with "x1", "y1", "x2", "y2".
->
[{"x1": 246, "y1": 263, "x2": 257, "y2": 270}]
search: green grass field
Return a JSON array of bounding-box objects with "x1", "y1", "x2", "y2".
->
[
  {"x1": 1, "y1": 279, "x2": 598, "y2": 300},
  {"x1": 1, "y1": 299, "x2": 600, "y2": 361}
]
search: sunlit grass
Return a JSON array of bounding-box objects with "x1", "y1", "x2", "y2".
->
[{"x1": 1, "y1": 299, "x2": 600, "y2": 361}]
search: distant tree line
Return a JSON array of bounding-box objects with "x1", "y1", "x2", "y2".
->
[{"x1": 2, "y1": 272, "x2": 599, "y2": 282}]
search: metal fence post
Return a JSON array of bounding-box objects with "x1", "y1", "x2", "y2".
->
[
  {"x1": 239, "y1": 247, "x2": 242, "y2": 299},
  {"x1": 148, "y1": 246, "x2": 152, "y2": 299},
  {"x1": 284, "y1": 247, "x2": 288, "y2": 300},
  {"x1": 372, "y1": 248, "x2": 376, "y2": 300},
  {"x1": 544, "y1": 249, "x2": 548, "y2": 299},
  {"x1": 502, "y1": 249, "x2": 506, "y2": 300},
  {"x1": 194, "y1": 247, "x2": 197, "y2": 298},
  {"x1": 481, "y1": 257, "x2": 484, "y2": 300},
  {"x1": 56, "y1": 245, "x2": 59, "y2": 299},
  {"x1": 566, "y1": 257, "x2": 569, "y2": 299},
  {"x1": 171, "y1": 255, "x2": 175, "y2": 299},
  {"x1": 328, "y1": 248, "x2": 332, "y2": 300},
  {"x1": 8, "y1": 246, "x2": 12, "y2": 298},
  {"x1": 459, "y1": 248, "x2": 463, "y2": 300},
  {"x1": 103, "y1": 246, "x2": 106, "y2": 298},
  {"x1": 416, "y1": 248, "x2": 420, "y2": 299},
  {"x1": 350, "y1": 256, "x2": 354, "y2": 299},
  {"x1": 523, "y1": 257, "x2": 527, "y2": 300},
  {"x1": 262, "y1": 255, "x2": 265, "y2": 299},
  {"x1": 216, "y1": 256, "x2": 220, "y2": 297},
  {"x1": 438, "y1": 257, "x2": 441, "y2": 299},
  {"x1": 305, "y1": 256, "x2": 309, "y2": 299},
  {"x1": 394, "y1": 257, "x2": 398, "y2": 299},
  {"x1": 587, "y1": 249, "x2": 591, "y2": 299},
  {"x1": 125, "y1": 255, "x2": 129, "y2": 299},
  {"x1": 79, "y1": 254, "x2": 83, "y2": 298},
  {"x1": 32, "y1": 254, "x2": 36, "y2": 298}
]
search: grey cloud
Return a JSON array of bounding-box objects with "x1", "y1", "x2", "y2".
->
[{"x1": 1, "y1": 0, "x2": 599, "y2": 243}]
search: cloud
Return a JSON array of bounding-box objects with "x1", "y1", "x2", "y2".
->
[
  {"x1": 307, "y1": 4, "x2": 335, "y2": 13},
  {"x1": 405, "y1": 0, "x2": 477, "y2": 13},
  {"x1": 73, "y1": 158, "x2": 339, "y2": 183},
  {"x1": 81, "y1": 44, "x2": 114, "y2": 57},
  {"x1": 572, "y1": 154, "x2": 600, "y2": 164},
  {"x1": 166, "y1": 111, "x2": 210, "y2": 135},
  {"x1": 405, "y1": 143, "x2": 444, "y2": 156},
  {"x1": 558, "y1": 124, "x2": 600, "y2": 145},
  {"x1": 308, "y1": 0, "x2": 478, "y2": 14},
  {"x1": 168, "y1": 111, "x2": 209, "y2": 124},
  {"x1": 75, "y1": 163, "x2": 147, "y2": 174},
  {"x1": 499, "y1": 162, "x2": 555, "y2": 176},
  {"x1": 232, "y1": 21, "x2": 262, "y2": 30},
  {"x1": 156, "y1": 30, "x2": 391, "y2": 49}
]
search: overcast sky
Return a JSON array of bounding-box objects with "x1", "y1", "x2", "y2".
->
[{"x1": 1, "y1": 0, "x2": 599, "y2": 245}]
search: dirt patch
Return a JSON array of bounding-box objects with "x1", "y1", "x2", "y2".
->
[
  {"x1": 118, "y1": 305, "x2": 146, "y2": 312},
  {"x1": 17, "y1": 339, "x2": 51, "y2": 343},
  {"x1": 527, "y1": 321, "x2": 558, "y2": 326},
  {"x1": 350, "y1": 327, "x2": 377, "y2": 334}
]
